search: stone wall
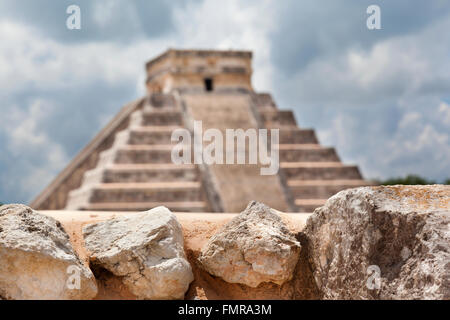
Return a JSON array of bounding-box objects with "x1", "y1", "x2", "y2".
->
[
  {"x1": 4, "y1": 185, "x2": 448, "y2": 300},
  {"x1": 146, "y1": 49, "x2": 253, "y2": 93}
]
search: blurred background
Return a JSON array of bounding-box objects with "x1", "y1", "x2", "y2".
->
[{"x1": 0, "y1": 0, "x2": 449, "y2": 205}]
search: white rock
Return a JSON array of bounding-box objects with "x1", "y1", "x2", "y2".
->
[
  {"x1": 198, "y1": 201, "x2": 301, "y2": 287},
  {"x1": 305, "y1": 186, "x2": 450, "y2": 300},
  {"x1": 83, "y1": 206, "x2": 193, "y2": 300},
  {"x1": 0, "y1": 204, "x2": 98, "y2": 300}
]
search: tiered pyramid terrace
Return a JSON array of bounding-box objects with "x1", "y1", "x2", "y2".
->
[{"x1": 31, "y1": 50, "x2": 372, "y2": 213}]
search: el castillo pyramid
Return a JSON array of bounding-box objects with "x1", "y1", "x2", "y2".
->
[{"x1": 30, "y1": 49, "x2": 372, "y2": 213}]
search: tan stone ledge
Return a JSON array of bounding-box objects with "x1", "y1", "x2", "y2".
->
[
  {"x1": 42, "y1": 210, "x2": 310, "y2": 263},
  {"x1": 40, "y1": 210, "x2": 313, "y2": 300}
]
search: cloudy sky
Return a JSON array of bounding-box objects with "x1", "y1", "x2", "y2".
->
[{"x1": 0, "y1": 0, "x2": 449, "y2": 204}]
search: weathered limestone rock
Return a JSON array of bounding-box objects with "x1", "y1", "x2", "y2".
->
[
  {"x1": 198, "y1": 201, "x2": 301, "y2": 287},
  {"x1": 83, "y1": 206, "x2": 194, "y2": 300},
  {"x1": 305, "y1": 186, "x2": 450, "y2": 300},
  {"x1": 0, "y1": 204, "x2": 98, "y2": 300}
]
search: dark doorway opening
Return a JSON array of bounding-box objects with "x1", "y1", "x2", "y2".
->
[{"x1": 204, "y1": 78, "x2": 214, "y2": 92}]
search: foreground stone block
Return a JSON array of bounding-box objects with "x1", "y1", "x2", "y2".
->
[
  {"x1": 0, "y1": 204, "x2": 98, "y2": 300},
  {"x1": 83, "y1": 206, "x2": 194, "y2": 300},
  {"x1": 198, "y1": 201, "x2": 301, "y2": 288},
  {"x1": 305, "y1": 186, "x2": 450, "y2": 300}
]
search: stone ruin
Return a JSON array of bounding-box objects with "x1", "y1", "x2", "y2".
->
[
  {"x1": 0, "y1": 185, "x2": 448, "y2": 300},
  {"x1": 29, "y1": 49, "x2": 373, "y2": 214},
  {"x1": 1, "y1": 50, "x2": 448, "y2": 300}
]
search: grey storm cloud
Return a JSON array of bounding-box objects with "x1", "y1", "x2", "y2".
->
[
  {"x1": 269, "y1": 3, "x2": 450, "y2": 182},
  {"x1": 270, "y1": 0, "x2": 450, "y2": 75},
  {"x1": 0, "y1": 0, "x2": 195, "y2": 43},
  {"x1": 0, "y1": 0, "x2": 449, "y2": 204}
]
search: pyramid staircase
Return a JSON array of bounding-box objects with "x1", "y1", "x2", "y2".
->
[
  {"x1": 65, "y1": 97, "x2": 210, "y2": 213},
  {"x1": 31, "y1": 49, "x2": 375, "y2": 213},
  {"x1": 65, "y1": 92, "x2": 371, "y2": 213},
  {"x1": 256, "y1": 94, "x2": 370, "y2": 212}
]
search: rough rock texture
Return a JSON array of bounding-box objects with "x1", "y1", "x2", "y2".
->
[
  {"x1": 198, "y1": 201, "x2": 301, "y2": 288},
  {"x1": 305, "y1": 186, "x2": 450, "y2": 300},
  {"x1": 0, "y1": 204, "x2": 98, "y2": 300},
  {"x1": 83, "y1": 206, "x2": 194, "y2": 300},
  {"x1": 43, "y1": 210, "x2": 319, "y2": 300}
]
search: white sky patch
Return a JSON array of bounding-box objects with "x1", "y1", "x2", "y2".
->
[
  {"x1": 0, "y1": 20, "x2": 173, "y2": 97},
  {"x1": 398, "y1": 112, "x2": 422, "y2": 130},
  {"x1": 370, "y1": 103, "x2": 449, "y2": 180},
  {"x1": 1, "y1": 100, "x2": 69, "y2": 199},
  {"x1": 172, "y1": 0, "x2": 276, "y2": 92},
  {"x1": 282, "y1": 14, "x2": 450, "y2": 106},
  {"x1": 439, "y1": 102, "x2": 450, "y2": 125}
]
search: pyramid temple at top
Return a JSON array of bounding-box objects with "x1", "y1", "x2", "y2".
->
[{"x1": 30, "y1": 49, "x2": 373, "y2": 213}]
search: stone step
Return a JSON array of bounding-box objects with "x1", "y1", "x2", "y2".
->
[
  {"x1": 281, "y1": 162, "x2": 362, "y2": 180},
  {"x1": 278, "y1": 144, "x2": 340, "y2": 162},
  {"x1": 128, "y1": 126, "x2": 181, "y2": 145},
  {"x1": 254, "y1": 93, "x2": 277, "y2": 109},
  {"x1": 83, "y1": 164, "x2": 198, "y2": 184},
  {"x1": 278, "y1": 129, "x2": 318, "y2": 144},
  {"x1": 295, "y1": 199, "x2": 327, "y2": 213},
  {"x1": 129, "y1": 127, "x2": 318, "y2": 146},
  {"x1": 113, "y1": 145, "x2": 176, "y2": 164},
  {"x1": 141, "y1": 110, "x2": 183, "y2": 126},
  {"x1": 288, "y1": 180, "x2": 369, "y2": 199},
  {"x1": 148, "y1": 93, "x2": 177, "y2": 108},
  {"x1": 103, "y1": 142, "x2": 339, "y2": 164},
  {"x1": 85, "y1": 201, "x2": 208, "y2": 213},
  {"x1": 259, "y1": 109, "x2": 297, "y2": 127},
  {"x1": 87, "y1": 182, "x2": 203, "y2": 203}
]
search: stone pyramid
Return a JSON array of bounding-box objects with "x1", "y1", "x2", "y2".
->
[{"x1": 31, "y1": 49, "x2": 372, "y2": 213}]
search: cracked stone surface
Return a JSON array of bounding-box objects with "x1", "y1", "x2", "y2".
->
[
  {"x1": 83, "y1": 206, "x2": 194, "y2": 300},
  {"x1": 304, "y1": 186, "x2": 450, "y2": 300},
  {"x1": 198, "y1": 201, "x2": 301, "y2": 288},
  {"x1": 0, "y1": 204, "x2": 98, "y2": 300}
]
